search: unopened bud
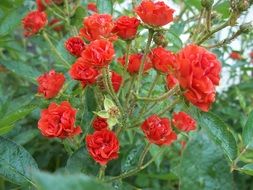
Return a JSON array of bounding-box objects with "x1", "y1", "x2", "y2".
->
[
  {"x1": 153, "y1": 31, "x2": 169, "y2": 47},
  {"x1": 201, "y1": 0, "x2": 214, "y2": 9},
  {"x1": 240, "y1": 22, "x2": 252, "y2": 33}
]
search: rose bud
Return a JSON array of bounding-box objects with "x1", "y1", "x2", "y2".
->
[
  {"x1": 22, "y1": 10, "x2": 47, "y2": 37},
  {"x1": 135, "y1": 0, "x2": 175, "y2": 27},
  {"x1": 111, "y1": 71, "x2": 123, "y2": 93},
  {"x1": 172, "y1": 112, "x2": 196, "y2": 132},
  {"x1": 175, "y1": 44, "x2": 221, "y2": 112},
  {"x1": 79, "y1": 14, "x2": 117, "y2": 41},
  {"x1": 153, "y1": 31, "x2": 169, "y2": 47},
  {"x1": 36, "y1": 0, "x2": 52, "y2": 11},
  {"x1": 118, "y1": 53, "x2": 152, "y2": 74},
  {"x1": 149, "y1": 47, "x2": 175, "y2": 73},
  {"x1": 86, "y1": 130, "x2": 119, "y2": 165},
  {"x1": 166, "y1": 74, "x2": 178, "y2": 89},
  {"x1": 141, "y1": 114, "x2": 177, "y2": 146},
  {"x1": 92, "y1": 117, "x2": 108, "y2": 131},
  {"x1": 69, "y1": 57, "x2": 100, "y2": 87},
  {"x1": 81, "y1": 39, "x2": 115, "y2": 68},
  {"x1": 112, "y1": 16, "x2": 140, "y2": 40},
  {"x1": 38, "y1": 101, "x2": 82, "y2": 138},
  {"x1": 37, "y1": 70, "x2": 65, "y2": 99},
  {"x1": 87, "y1": 2, "x2": 98, "y2": 12},
  {"x1": 230, "y1": 51, "x2": 242, "y2": 60},
  {"x1": 65, "y1": 37, "x2": 86, "y2": 57}
]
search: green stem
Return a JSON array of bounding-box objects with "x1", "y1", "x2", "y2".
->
[
  {"x1": 106, "y1": 148, "x2": 164, "y2": 182},
  {"x1": 135, "y1": 85, "x2": 180, "y2": 102},
  {"x1": 124, "y1": 40, "x2": 132, "y2": 70},
  {"x1": 157, "y1": 98, "x2": 180, "y2": 116},
  {"x1": 124, "y1": 75, "x2": 136, "y2": 109},
  {"x1": 206, "y1": 8, "x2": 212, "y2": 32},
  {"x1": 138, "y1": 143, "x2": 151, "y2": 166},
  {"x1": 231, "y1": 144, "x2": 249, "y2": 171},
  {"x1": 98, "y1": 165, "x2": 107, "y2": 180},
  {"x1": 136, "y1": 29, "x2": 154, "y2": 94},
  {"x1": 42, "y1": 32, "x2": 70, "y2": 68}
]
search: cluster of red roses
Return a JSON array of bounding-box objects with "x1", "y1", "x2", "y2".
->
[{"x1": 24, "y1": 0, "x2": 222, "y2": 165}]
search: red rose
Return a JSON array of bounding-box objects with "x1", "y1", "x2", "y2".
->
[
  {"x1": 175, "y1": 44, "x2": 221, "y2": 112},
  {"x1": 149, "y1": 47, "x2": 175, "y2": 73},
  {"x1": 111, "y1": 71, "x2": 123, "y2": 93},
  {"x1": 22, "y1": 11, "x2": 47, "y2": 37},
  {"x1": 65, "y1": 37, "x2": 86, "y2": 57},
  {"x1": 230, "y1": 51, "x2": 242, "y2": 60},
  {"x1": 69, "y1": 57, "x2": 99, "y2": 87},
  {"x1": 81, "y1": 39, "x2": 115, "y2": 68},
  {"x1": 37, "y1": 70, "x2": 65, "y2": 99},
  {"x1": 172, "y1": 112, "x2": 196, "y2": 132},
  {"x1": 112, "y1": 16, "x2": 140, "y2": 40},
  {"x1": 92, "y1": 117, "x2": 108, "y2": 131},
  {"x1": 141, "y1": 115, "x2": 177, "y2": 146},
  {"x1": 49, "y1": 19, "x2": 64, "y2": 32},
  {"x1": 38, "y1": 101, "x2": 82, "y2": 138},
  {"x1": 87, "y1": 2, "x2": 98, "y2": 12},
  {"x1": 118, "y1": 53, "x2": 152, "y2": 74},
  {"x1": 135, "y1": 0, "x2": 175, "y2": 27},
  {"x1": 79, "y1": 14, "x2": 117, "y2": 41},
  {"x1": 86, "y1": 130, "x2": 119, "y2": 165},
  {"x1": 166, "y1": 74, "x2": 178, "y2": 89}
]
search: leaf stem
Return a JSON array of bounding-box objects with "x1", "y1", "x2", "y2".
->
[
  {"x1": 98, "y1": 165, "x2": 107, "y2": 181},
  {"x1": 136, "y1": 29, "x2": 154, "y2": 94},
  {"x1": 42, "y1": 31, "x2": 70, "y2": 68}
]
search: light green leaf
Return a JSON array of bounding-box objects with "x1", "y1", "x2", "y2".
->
[
  {"x1": 179, "y1": 132, "x2": 234, "y2": 190},
  {"x1": 239, "y1": 164, "x2": 253, "y2": 176},
  {"x1": 107, "y1": 117, "x2": 118, "y2": 129},
  {"x1": 242, "y1": 110, "x2": 253, "y2": 147},
  {"x1": 33, "y1": 171, "x2": 112, "y2": 190},
  {"x1": 0, "y1": 125, "x2": 14, "y2": 135},
  {"x1": 97, "y1": 0, "x2": 113, "y2": 14},
  {"x1": 0, "y1": 136, "x2": 38, "y2": 185},
  {"x1": 0, "y1": 105, "x2": 36, "y2": 128},
  {"x1": 94, "y1": 110, "x2": 109, "y2": 118},
  {"x1": 104, "y1": 97, "x2": 116, "y2": 111},
  {"x1": 200, "y1": 112, "x2": 238, "y2": 161}
]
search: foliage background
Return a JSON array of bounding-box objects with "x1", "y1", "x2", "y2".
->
[{"x1": 0, "y1": 0, "x2": 253, "y2": 190}]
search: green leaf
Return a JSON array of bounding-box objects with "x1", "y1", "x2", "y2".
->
[
  {"x1": 97, "y1": 0, "x2": 113, "y2": 14},
  {"x1": 94, "y1": 110, "x2": 109, "y2": 118},
  {"x1": 121, "y1": 142, "x2": 145, "y2": 173},
  {"x1": 200, "y1": 112, "x2": 237, "y2": 161},
  {"x1": 0, "y1": 125, "x2": 14, "y2": 135},
  {"x1": 166, "y1": 32, "x2": 183, "y2": 52},
  {"x1": 179, "y1": 132, "x2": 234, "y2": 190},
  {"x1": 184, "y1": 0, "x2": 201, "y2": 10},
  {"x1": 104, "y1": 97, "x2": 116, "y2": 111},
  {"x1": 242, "y1": 110, "x2": 253, "y2": 147},
  {"x1": 0, "y1": 60, "x2": 41, "y2": 83},
  {"x1": 214, "y1": 1, "x2": 230, "y2": 19},
  {"x1": 13, "y1": 129, "x2": 39, "y2": 145},
  {"x1": 66, "y1": 147, "x2": 99, "y2": 175},
  {"x1": 33, "y1": 171, "x2": 112, "y2": 190},
  {"x1": 0, "y1": 136, "x2": 38, "y2": 185},
  {"x1": 0, "y1": 105, "x2": 36, "y2": 128},
  {"x1": 70, "y1": 6, "x2": 86, "y2": 26},
  {"x1": 239, "y1": 164, "x2": 253, "y2": 176}
]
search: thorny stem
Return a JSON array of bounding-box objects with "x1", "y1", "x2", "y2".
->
[
  {"x1": 136, "y1": 29, "x2": 154, "y2": 94},
  {"x1": 98, "y1": 165, "x2": 107, "y2": 180},
  {"x1": 135, "y1": 85, "x2": 180, "y2": 102},
  {"x1": 196, "y1": 20, "x2": 230, "y2": 45},
  {"x1": 42, "y1": 31, "x2": 70, "y2": 68},
  {"x1": 106, "y1": 149, "x2": 165, "y2": 182},
  {"x1": 138, "y1": 73, "x2": 161, "y2": 117},
  {"x1": 125, "y1": 75, "x2": 136, "y2": 109},
  {"x1": 124, "y1": 40, "x2": 132, "y2": 70},
  {"x1": 138, "y1": 142, "x2": 152, "y2": 166},
  {"x1": 206, "y1": 8, "x2": 212, "y2": 32}
]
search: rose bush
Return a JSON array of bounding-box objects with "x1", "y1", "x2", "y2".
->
[{"x1": 0, "y1": 0, "x2": 253, "y2": 189}]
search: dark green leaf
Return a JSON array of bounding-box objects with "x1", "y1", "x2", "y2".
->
[
  {"x1": 0, "y1": 136, "x2": 38, "y2": 185},
  {"x1": 66, "y1": 147, "x2": 99, "y2": 175},
  {"x1": 242, "y1": 110, "x2": 253, "y2": 147},
  {"x1": 179, "y1": 132, "x2": 234, "y2": 190},
  {"x1": 33, "y1": 171, "x2": 112, "y2": 190},
  {"x1": 0, "y1": 60, "x2": 41, "y2": 83},
  {"x1": 200, "y1": 112, "x2": 237, "y2": 161},
  {"x1": 97, "y1": 0, "x2": 113, "y2": 14}
]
